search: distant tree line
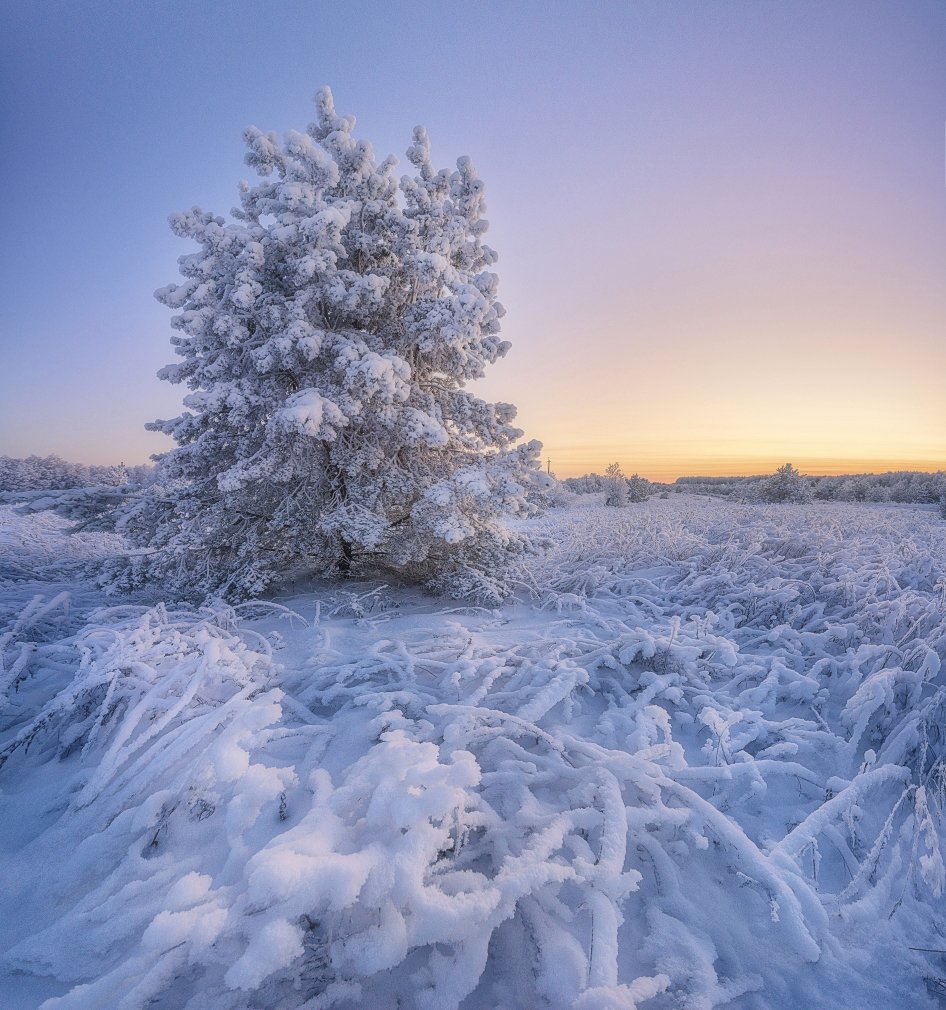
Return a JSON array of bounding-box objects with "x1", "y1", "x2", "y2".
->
[
  {"x1": 563, "y1": 464, "x2": 945, "y2": 513},
  {"x1": 676, "y1": 467, "x2": 946, "y2": 506},
  {"x1": 0, "y1": 455, "x2": 154, "y2": 493}
]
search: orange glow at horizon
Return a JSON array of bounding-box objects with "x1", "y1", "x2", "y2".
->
[
  {"x1": 544, "y1": 453, "x2": 946, "y2": 484},
  {"x1": 475, "y1": 142, "x2": 946, "y2": 486}
]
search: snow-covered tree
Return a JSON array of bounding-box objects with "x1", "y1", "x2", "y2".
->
[
  {"x1": 760, "y1": 463, "x2": 810, "y2": 504},
  {"x1": 604, "y1": 462, "x2": 627, "y2": 507},
  {"x1": 103, "y1": 88, "x2": 540, "y2": 602},
  {"x1": 625, "y1": 472, "x2": 652, "y2": 503}
]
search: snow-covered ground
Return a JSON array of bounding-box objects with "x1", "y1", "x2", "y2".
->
[{"x1": 1, "y1": 496, "x2": 945, "y2": 1009}]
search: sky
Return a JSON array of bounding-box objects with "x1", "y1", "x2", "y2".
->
[{"x1": 1, "y1": 0, "x2": 944, "y2": 481}]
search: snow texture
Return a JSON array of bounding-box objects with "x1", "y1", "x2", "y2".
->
[{"x1": 1, "y1": 495, "x2": 945, "y2": 1008}]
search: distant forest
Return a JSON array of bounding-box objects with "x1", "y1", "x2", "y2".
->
[
  {"x1": 565, "y1": 466, "x2": 946, "y2": 505},
  {"x1": 0, "y1": 455, "x2": 154, "y2": 493},
  {"x1": 673, "y1": 468, "x2": 946, "y2": 504}
]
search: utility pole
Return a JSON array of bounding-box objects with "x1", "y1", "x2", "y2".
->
[{"x1": 546, "y1": 457, "x2": 551, "y2": 474}]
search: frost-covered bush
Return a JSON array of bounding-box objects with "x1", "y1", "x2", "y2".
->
[
  {"x1": 567, "y1": 472, "x2": 661, "y2": 501},
  {"x1": 758, "y1": 463, "x2": 811, "y2": 503},
  {"x1": 604, "y1": 463, "x2": 627, "y2": 507},
  {"x1": 625, "y1": 472, "x2": 652, "y2": 503},
  {"x1": 97, "y1": 88, "x2": 539, "y2": 603}
]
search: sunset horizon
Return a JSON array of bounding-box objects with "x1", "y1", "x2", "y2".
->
[
  {"x1": 13, "y1": 444, "x2": 945, "y2": 485},
  {"x1": 547, "y1": 454, "x2": 946, "y2": 483}
]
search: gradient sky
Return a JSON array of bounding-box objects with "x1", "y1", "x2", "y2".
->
[{"x1": 1, "y1": 1, "x2": 944, "y2": 480}]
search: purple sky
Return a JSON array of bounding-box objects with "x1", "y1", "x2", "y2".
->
[{"x1": 1, "y1": 1, "x2": 944, "y2": 478}]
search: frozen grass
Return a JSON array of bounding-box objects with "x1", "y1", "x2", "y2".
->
[{"x1": 0, "y1": 497, "x2": 945, "y2": 1009}]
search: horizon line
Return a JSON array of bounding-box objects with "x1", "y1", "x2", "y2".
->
[{"x1": 548, "y1": 456, "x2": 946, "y2": 483}]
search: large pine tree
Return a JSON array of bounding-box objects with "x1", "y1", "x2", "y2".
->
[{"x1": 107, "y1": 88, "x2": 539, "y2": 602}]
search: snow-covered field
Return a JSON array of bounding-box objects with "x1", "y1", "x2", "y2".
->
[{"x1": 1, "y1": 496, "x2": 945, "y2": 1009}]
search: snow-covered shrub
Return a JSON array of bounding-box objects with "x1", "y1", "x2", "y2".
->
[
  {"x1": 759, "y1": 463, "x2": 811, "y2": 503},
  {"x1": 604, "y1": 463, "x2": 627, "y2": 507},
  {"x1": 625, "y1": 473, "x2": 652, "y2": 503},
  {"x1": 96, "y1": 87, "x2": 539, "y2": 603}
]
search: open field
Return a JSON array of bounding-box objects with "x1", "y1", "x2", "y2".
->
[{"x1": 1, "y1": 496, "x2": 945, "y2": 1009}]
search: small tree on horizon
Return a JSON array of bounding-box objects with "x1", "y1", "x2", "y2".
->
[
  {"x1": 101, "y1": 88, "x2": 540, "y2": 603},
  {"x1": 604, "y1": 462, "x2": 627, "y2": 507},
  {"x1": 626, "y1": 472, "x2": 653, "y2": 502},
  {"x1": 761, "y1": 463, "x2": 810, "y2": 503}
]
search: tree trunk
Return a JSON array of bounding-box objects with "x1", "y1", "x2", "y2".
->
[{"x1": 338, "y1": 538, "x2": 353, "y2": 576}]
